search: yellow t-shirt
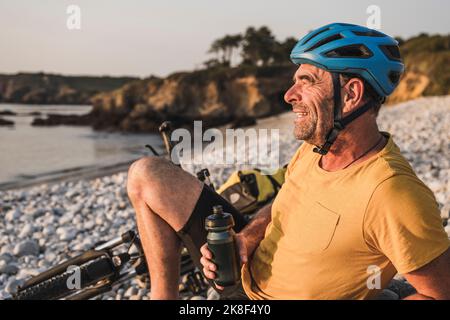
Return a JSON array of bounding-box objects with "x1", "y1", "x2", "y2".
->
[{"x1": 241, "y1": 132, "x2": 449, "y2": 300}]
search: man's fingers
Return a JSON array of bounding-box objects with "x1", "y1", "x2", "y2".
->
[
  {"x1": 200, "y1": 243, "x2": 212, "y2": 259},
  {"x1": 200, "y1": 257, "x2": 216, "y2": 271},
  {"x1": 203, "y1": 268, "x2": 216, "y2": 280},
  {"x1": 240, "y1": 255, "x2": 248, "y2": 264},
  {"x1": 200, "y1": 256, "x2": 207, "y2": 268},
  {"x1": 235, "y1": 237, "x2": 248, "y2": 264},
  {"x1": 239, "y1": 247, "x2": 247, "y2": 264},
  {"x1": 215, "y1": 284, "x2": 224, "y2": 291},
  {"x1": 200, "y1": 244, "x2": 207, "y2": 256},
  {"x1": 202, "y1": 267, "x2": 225, "y2": 292}
]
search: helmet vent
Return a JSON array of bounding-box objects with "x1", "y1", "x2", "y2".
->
[
  {"x1": 352, "y1": 30, "x2": 385, "y2": 37},
  {"x1": 301, "y1": 27, "x2": 330, "y2": 46},
  {"x1": 380, "y1": 45, "x2": 402, "y2": 61},
  {"x1": 305, "y1": 34, "x2": 343, "y2": 52},
  {"x1": 324, "y1": 44, "x2": 373, "y2": 58},
  {"x1": 388, "y1": 71, "x2": 401, "y2": 85}
]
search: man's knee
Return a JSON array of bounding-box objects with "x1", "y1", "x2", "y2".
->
[
  {"x1": 128, "y1": 156, "x2": 168, "y2": 178},
  {"x1": 126, "y1": 156, "x2": 202, "y2": 230},
  {"x1": 127, "y1": 156, "x2": 170, "y2": 199}
]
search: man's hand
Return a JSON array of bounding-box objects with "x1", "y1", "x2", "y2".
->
[
  {"x1": 200, "y1": 203, "x2": 272, "y2": 290},
  {"x1": 200, "y1": 233, "x2": 248, "y2": 290}
]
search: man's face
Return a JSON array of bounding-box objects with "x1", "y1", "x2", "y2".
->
[{"x1": 284, "y1": 64, "x2": 334, "y2": 146}]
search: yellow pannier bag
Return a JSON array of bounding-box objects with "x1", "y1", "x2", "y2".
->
[{"x1": 217, "y1": 166, "x2": 287, "y2": 215}]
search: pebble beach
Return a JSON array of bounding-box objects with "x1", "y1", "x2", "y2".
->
[{"x1": 1, "y1": 95, "x2": 449, "y2": 300}]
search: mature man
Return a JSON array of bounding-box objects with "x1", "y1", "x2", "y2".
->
[{"x1": 127, "y1": 23, "x2": 450, "y2": 300}]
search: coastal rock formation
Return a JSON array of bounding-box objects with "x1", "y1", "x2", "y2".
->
[
  {"x1": 388, "y1": 34, "x2": 450, "y2": 104},
  {"x1": 0, "y1": 73, "x2": 138, "y2": 105},
  {"x1": 31, "y1": 113, "x2": 92, "y2": 127},
  {"x1": 0, "y1": 110, "x2": 17, "y2": 116},
  {"x1": 89, "y1": 66, "x2": 296, "y2": 132},
  {"x1": 0, "y1": 118, "x2": 14, "y2": 126}
]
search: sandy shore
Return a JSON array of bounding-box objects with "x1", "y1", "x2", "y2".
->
[{"x1": 1, "y1": 95, "x2": 449, "y2": 300}]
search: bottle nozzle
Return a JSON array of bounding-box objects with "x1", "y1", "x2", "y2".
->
[{"x1": 212, "y1": 205, "x2": 223, "y2": 216}]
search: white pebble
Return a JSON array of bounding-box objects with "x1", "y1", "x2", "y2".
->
[{"x1": 13, "y1": 240, "x2": 40, "y2": 257}]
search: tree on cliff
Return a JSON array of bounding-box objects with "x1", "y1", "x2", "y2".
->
[
  {"x1": 205, "y1": 26, "x2": 300, "y2": 68},
  {"x1": 208, "y1": 34, "x2": 243, "y2": 67},
  {"x1": 272, "y1": 37, "x2": 299, "y2": 65},
  {"x1": 240, "y1": 26, "x2": 277, "y2": 66}
]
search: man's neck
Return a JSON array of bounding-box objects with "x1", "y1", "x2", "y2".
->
[{"x1": 318, "y1": 127, "x2": 386, "y2": 172}]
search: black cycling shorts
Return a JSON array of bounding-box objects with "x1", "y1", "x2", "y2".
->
[{"x1": 176, "y1": 184, "x2": 250, "y2": 299}]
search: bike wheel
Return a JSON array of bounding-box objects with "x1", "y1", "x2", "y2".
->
[{"x1": 13, "y1": 256, "x2": 116, "y2": 300}]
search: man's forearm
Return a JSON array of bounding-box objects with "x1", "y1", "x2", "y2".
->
[{"x1": 239, "y1": 203, "x2": 272, "y2": 256}]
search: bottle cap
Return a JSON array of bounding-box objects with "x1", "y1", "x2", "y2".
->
[{"x1": 205, "y1": 205, "x2": 235, "y2": 229}]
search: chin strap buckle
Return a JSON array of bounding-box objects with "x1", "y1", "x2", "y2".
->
[{"x1": 313, "y1": 123, "x2": 343, "y2": 155}]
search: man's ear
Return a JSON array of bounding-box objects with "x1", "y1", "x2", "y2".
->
[{"x1": 342, "y1": 78, "x2": 365, "y2": 113}]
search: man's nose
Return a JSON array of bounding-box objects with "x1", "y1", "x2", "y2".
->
[{"x1": 284, "y1": 85, "x2": 302, "y2": 106}]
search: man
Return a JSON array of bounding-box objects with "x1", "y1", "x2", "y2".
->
[{"x1": 127, "y1": 23, "x2": 450, "y2": 300}]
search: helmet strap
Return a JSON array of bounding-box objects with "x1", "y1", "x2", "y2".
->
[{"x1": 313, "y1": 72, "x2": 374, "y2": 155}]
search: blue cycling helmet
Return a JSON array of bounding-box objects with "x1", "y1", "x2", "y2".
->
[
  {"x1": 290, "y1": 23, "x2": 404, "y2": 155},
  {"x1": 290, "y1": 22, "x2": 404, "y2": 97}
]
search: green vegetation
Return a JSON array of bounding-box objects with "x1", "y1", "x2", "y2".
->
[{"x1": 205, "y1": 26, "x2": 297, "y2": 68}]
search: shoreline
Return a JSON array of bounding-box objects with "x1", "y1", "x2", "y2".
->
[{"x1": 0, "y1": 160, "x2": 134, "y2": 192}]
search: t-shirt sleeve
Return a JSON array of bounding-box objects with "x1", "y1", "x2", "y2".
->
[{"x1": 363, "y1": 174, "x2": 450, "y2": 274}]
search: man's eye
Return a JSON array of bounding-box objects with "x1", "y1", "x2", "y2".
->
[
  {"x1": 300, "y1": 76, "x2": 312, "y2": 83},
  {"x1": 293, "y1": 75, "x2": 314, "y2": 86}
]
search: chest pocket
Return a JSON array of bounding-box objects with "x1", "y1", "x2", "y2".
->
[{"x1": 286, "y1": 202, "x2": 340, "y2": 255}]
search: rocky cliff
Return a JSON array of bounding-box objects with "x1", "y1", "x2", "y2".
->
[
  {"x1": 388, "y1": 34, "x2": 450, "y2": 103},
  {"x1": 0, "y1": 73, "x2": 138, "y2": 105},
  {"x1": 89, "y1": 65, "x2": 297, "y2": 132}
]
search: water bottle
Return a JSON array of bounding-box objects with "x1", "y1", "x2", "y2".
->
[{"x1": 205, "y1": 205, "x2": 241, "y2": 287}]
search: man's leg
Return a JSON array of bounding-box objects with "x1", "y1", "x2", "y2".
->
[{"x1": 127, "y1": 156, "x2": 203, "y2": 299}]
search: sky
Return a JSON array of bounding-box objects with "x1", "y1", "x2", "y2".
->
[{"x1": 0, "y1": 0, "x2": 449, "y2": 78}]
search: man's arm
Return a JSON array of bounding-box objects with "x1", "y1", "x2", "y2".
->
[
  {"x1": 238, "y1": 202, "x2": 272, "y2": 257},
  {"x1": 403, "y1": 248, "x2": 450, "y2": 300},
  {"x1": 363, "y1": 175, "x2": 450, "y2": 300}
]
